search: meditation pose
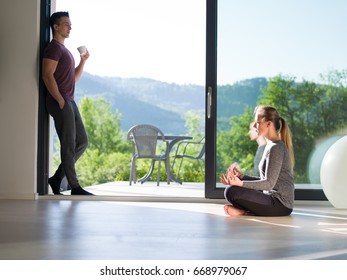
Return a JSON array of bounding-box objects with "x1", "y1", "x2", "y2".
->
[{"x1": 221, "y1": 105, "x2": 294, "y2": 217}]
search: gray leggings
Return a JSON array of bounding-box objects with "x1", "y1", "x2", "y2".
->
[
  {"x1": 46, "y1": 97, "x2": 88, "y2": 188},
  {"x1": 224, "y1": 186, "x2": 292, "y2": 216}
]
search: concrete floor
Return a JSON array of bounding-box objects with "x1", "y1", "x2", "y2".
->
[{"x1": 1, "y1": 182, "x2": 347, "y2": 260}]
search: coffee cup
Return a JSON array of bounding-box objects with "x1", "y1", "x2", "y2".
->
[{"x1": 77, "y1": 45, "x2": 87, "y2": 54}]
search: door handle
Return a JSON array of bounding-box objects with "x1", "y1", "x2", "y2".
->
[{"x1": 207, "y1": 86, "x2": 212, "y2": 119}]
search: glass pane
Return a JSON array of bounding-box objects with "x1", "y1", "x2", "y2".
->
[
  {"x1": 51, "y1": 0, "x2": 206, "y2": 189},
  {"x1": 216, "y1": 0, "x2": 347, "y2": 190}
]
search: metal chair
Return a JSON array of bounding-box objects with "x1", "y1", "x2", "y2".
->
[
  {"x1": 127, "y1": 124, "x2": 169, "y2": 186},
  {"x1": 172, "y1": 136, "x2": 205, "y2": 179}
]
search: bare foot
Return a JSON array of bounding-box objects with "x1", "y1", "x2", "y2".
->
[{"x1": 224, "y1": 205, "x2": 246, "y2": 217}]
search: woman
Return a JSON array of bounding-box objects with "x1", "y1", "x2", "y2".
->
[{"x1": 221, "y1": 105, "x2": 295, "y2": 217}]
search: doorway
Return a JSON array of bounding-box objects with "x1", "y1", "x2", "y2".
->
[{"x1": 38, "y1": 0, "x2": 207, "y2": 196}]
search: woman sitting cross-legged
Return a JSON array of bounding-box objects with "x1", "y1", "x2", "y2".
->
[{"x1": 221, "y1": 105, "x2": 295, "y2": 217}]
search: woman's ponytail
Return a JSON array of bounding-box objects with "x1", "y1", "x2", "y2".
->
[{"x1": 279, "y1": 117, "x2": 294, "y2": 171}]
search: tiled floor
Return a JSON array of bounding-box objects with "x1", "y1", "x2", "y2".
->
[{"x1": 1, "y1": 182, "x2": 347, "y2": 260}]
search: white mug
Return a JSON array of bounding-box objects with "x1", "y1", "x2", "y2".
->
[{"x1": 77, "y1": 45, "x2": 87, "y2": 54}]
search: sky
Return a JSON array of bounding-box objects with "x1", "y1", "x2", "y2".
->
[{"x1": 56, "y1": 0, "x2": 347, "y2": 85}]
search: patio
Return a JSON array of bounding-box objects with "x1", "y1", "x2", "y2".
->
[{"x1": 43, "y1": 181, "x2": 217, "y2": 203}]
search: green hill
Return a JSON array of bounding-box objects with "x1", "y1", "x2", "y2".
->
[{"x1": 75, "y1": 73, "x2": 267, "y2": 134}]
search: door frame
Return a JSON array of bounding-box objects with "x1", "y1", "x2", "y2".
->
[
  {"x1": 37, "y1": 0, "x2": 51, "y2": 195},
  {"x1": 205, "y1": 0, "x2": 223, "y2": 199}
]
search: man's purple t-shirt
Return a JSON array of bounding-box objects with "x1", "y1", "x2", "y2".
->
[{"x1": 43, "y1": 39, "x2": 75, "y2": 100}]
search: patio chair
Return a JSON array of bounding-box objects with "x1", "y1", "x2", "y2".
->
[
  {"x1": 172, "y1": 136, "x2": 205, "y2": 180},
  {"x1": 127, "y1": 124, "x2": 169, "y2": 186}
]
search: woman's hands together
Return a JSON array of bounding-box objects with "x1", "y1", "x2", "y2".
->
[{"x1": 219, "y1": 162, "x2": 244, "y2": 187}]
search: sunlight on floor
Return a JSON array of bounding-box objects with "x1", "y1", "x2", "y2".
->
[{"x1": 103, "y1": 201, "x2": 226, "y2": 216}]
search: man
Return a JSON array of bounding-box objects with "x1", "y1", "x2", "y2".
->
[{"x1": 42, "y1": 11, "x2": 93, "y2": 195}]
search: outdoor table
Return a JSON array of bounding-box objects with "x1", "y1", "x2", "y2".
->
[{"x1": 138, "y1": 135, "x2": 193, "y2": 184}]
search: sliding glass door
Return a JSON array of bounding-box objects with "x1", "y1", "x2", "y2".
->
[{"x1": 205, "y1": 0, "x2": 346, "y2": 199}]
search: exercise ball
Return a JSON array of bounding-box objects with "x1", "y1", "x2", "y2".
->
[
  {"x1": 320, "y1": 135, "x2": 347, "y2": 209},
  {"x1": 308, "y1": 135, "x2": 343, "y2": 184}
]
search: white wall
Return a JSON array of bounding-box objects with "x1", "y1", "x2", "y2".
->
[{"x1": 0, "y1": 0, "x2": 40, "y2": 199}]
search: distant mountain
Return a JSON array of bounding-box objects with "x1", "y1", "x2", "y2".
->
[
  {"x1": 75, "y1": 73, "x2": 205, "y2": 135},
  {"x1": 217, "y1": 78, "x2": 268, "y2": 130},
  {"x1": 75, "y1": 73, "x2": 267, "y2": 134}
]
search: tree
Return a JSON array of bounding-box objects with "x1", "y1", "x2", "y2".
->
[
  {"x1": 259, "y1": 71, "x2": 347, "y2": 182},
  {"x1": 75, "y1": 97, "x2": 132, "y2": 186},
  {"x1": 79, "y1": 97, "x2": 126, "y2": 153}
]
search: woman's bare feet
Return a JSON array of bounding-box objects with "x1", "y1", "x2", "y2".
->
[{"x1": 224, "y1": 205, "x2": 246, "y2": 217}]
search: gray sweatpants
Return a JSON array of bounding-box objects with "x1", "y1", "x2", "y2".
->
[{"x1": 46, "y1": 97, "x2": 88, "y2": 188}]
